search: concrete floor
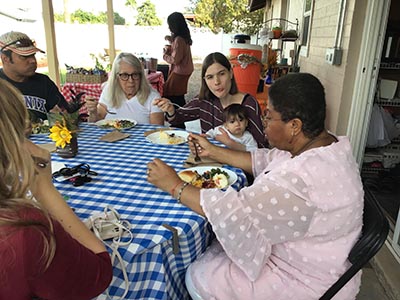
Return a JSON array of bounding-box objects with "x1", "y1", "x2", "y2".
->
[{"x1": 357, "y1": 264, "x2": 391, "y2": 300}]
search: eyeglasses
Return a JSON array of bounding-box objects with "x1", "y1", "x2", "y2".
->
[
  {"x1": 0, "y1": 38, "x2": 36, "y2": 52},
  {"x1": 261, "y1": 109, "x2": 282, "y2": 124},
  {"x1": 262, "y1": 115, "x2": 282, "y2": 122},
  {"x1": 118, "y1": 72, "x2": 141, "y2": 81}
]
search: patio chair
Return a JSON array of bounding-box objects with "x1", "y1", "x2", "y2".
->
[{"x1": 319, "y1": 186, "x2": 390, "y2": 300}]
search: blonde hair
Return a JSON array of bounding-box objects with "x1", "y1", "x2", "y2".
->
[
  {"x1": 0, "y1": 79, "x2": 55, "y2": 270},
  {"x1": 106, "y1": 52, "x2": 152, "y2": 106}
]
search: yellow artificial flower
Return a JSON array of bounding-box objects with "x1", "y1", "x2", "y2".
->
[{"x1": 49, "y1": 123, "x2": 72, "y2": 148}]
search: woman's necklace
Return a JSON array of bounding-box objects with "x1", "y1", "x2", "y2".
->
[{"x1": 291, "y1": 133, "x2": 336, "y2": 158}]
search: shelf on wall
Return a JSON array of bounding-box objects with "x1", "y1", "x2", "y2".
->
[
  {"x1": 376, "y1": 98, "x2": 400, "y2": 106},
  {"x1": 380, "y1": 62, "x2": 400, "y2": 69}
]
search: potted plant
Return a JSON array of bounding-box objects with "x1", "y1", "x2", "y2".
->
[{"x1": 272, "y1": 24, "x2": 282, "y2": 39}]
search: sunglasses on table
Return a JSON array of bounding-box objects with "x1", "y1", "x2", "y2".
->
[
  {"x1": 52, "y1": 163, "x2": 98, "y2": 186},
  {"x1": 0, "y1": 38, "x2": 36, "y2": 52},
  {"x1": 118, "y1": 72, "x2": 141, "y2": 81}
]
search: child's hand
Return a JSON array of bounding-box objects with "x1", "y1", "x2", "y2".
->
[{"x1": 215, "y1": 127, "x2": 232, "y2": 145}]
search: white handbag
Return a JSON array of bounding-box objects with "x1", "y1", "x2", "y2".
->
[{"x1": 84, "y1": 206, "x2": 133, "y2": 299}]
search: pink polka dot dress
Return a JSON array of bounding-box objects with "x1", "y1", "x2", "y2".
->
[{"x1": 187, "y1": 136, "x2": 363, "y2": 300}]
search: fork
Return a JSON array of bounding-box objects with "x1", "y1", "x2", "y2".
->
[
  {"x1": 192, "y1": 141, "x2": 201, "y2": 162},
  {"x1": 105, "y1": 108, "x2": 117, "y2": 115}
]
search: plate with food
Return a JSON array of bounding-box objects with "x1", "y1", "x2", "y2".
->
[
  {"x1": 95, "y1": 119, "x2": 137, "y2": 130},
  {"x1": 31, "y1": 120, "x2": 50, "y2": 135},
  {"x1": 146, "y1": 130, "x2": 189, "y2": 145},
  {"x1": 178, "y1": 166, "x2": 237, "y2": 189}
]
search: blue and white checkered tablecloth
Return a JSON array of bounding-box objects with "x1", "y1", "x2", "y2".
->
[{"x1": 30, "y1": 123, "x2": 247, "y2": 300}]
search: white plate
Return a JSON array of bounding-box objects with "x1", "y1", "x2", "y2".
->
[
  {"x1": 95, "y1": 119, "x2": 137, "y2": 130},
  {"x1": 179, "y1": 166, "x2": 238, "y2": 188},
  {"x1": 146, "y1": 130, "x2": 189, "y2": 145}
]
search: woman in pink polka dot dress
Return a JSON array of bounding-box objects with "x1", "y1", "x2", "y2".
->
[{"x1": 147, "y1": 73, "x2": 364, "y2": 300}]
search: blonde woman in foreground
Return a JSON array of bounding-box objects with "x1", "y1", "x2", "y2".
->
[{"x1": 0, "y1": 79, "x2": 112, "y2": 299}]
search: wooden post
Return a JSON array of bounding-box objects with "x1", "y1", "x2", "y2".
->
[
  {"x1": 106, "y1": 0, "x2": 116, "y2": 64},
  {"x1": 41, "y1": 0, "x2": 60, "y2": 86}
]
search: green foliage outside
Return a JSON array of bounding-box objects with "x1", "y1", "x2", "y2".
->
[
  {"x1": 54, "y1": 9, "x2": 125, "y2": 25},
  {"x1": 135, "y1": 1, "x2": 162, "y2": 26},
  {"x1": 125, "y1": 0, "x2": 137, "y2": 9},
  {"x1": 54, "y1": 0, "x2": 262, "y2": 34},
  {"x1": 191, "y1": 0, "x2": 264, "y2": 35}
]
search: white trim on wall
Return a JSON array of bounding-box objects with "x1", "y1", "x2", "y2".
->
[
  {"x1": 346, "y1": 0, "x2": 390, "y2": 166},
  {"x1": 299, "y1": 0, "x2": 314, "y2": 57}
]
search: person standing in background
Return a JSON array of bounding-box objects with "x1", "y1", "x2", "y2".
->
[{"x1": 162, "y1": 12, "x2": 194, "y2": 109}]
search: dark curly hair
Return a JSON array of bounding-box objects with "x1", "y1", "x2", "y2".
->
[{"x1": 268, "y1": 73, "x2": 326, "y2": 138}]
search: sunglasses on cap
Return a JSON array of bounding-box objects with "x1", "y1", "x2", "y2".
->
[{"x1": 0, "y1": 38, "x2": 36, "y2": 52}]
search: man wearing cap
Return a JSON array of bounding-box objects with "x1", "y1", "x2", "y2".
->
[{"x1": 0, "y1": 31, "x2": 70, "y2": 121}]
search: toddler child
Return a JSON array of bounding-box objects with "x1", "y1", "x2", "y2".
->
[{"x1": 206, "y1": 104, "x2": 258, "y2": 151}]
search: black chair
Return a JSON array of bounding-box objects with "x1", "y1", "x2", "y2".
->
[{"x1": 319, "y1": 186, "x2": 390, "y2": 300}]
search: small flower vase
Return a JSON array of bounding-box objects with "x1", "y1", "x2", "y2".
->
[{"x1": 56, "y1": 135, "x2": 78, "y2": 158}]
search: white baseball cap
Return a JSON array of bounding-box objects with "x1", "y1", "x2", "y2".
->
[{"x1": 0, "y1": 31, "x2": 45, "y2": 56}]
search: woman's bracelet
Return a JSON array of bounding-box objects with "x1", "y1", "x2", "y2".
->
[
  {"x1": 166, "y1": 110, "x2": 176, "y2": 118},
  {"x1": 170, "y1": 181, "x2": 182, "y2": 196},
  {"x1": 176, "y1": 182, "x2": 189, "y2": 203}
]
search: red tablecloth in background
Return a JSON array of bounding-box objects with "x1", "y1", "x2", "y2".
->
[{"x1": 60, "y1": 71, "x2": 165, "y2": 116}]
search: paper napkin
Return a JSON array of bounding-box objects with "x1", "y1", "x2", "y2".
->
[{"x1": 99, "y1": 130, "x2": 130, "y2": 142}]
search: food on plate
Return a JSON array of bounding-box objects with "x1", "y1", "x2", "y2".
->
[
  {"x1": 159, "y1": 131, "x2": 186, "y2": 144},
  {"x1": 178, "y1": 168, "x2": 230, "y2": 189},
  {"x1": 31, "y1": 120, "x2": 50, "y2": 134},
  {"x1": 178, "y1": 170, "x2": 198, "y2": 183},
  {"x1": 100, "y1": 119, "x2": 135, "y2": 129},
  {"x1": 212, "y1": 173, "x2": 229, "y2": 189}
]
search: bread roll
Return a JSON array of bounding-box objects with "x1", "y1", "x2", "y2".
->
[{"x1": 178, "y1": 170, "x2": 198, "y2": 183}]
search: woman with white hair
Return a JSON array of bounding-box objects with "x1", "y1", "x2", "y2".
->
[{"x1": 87, "y1": 52, "x2": 164, "y2": 125}]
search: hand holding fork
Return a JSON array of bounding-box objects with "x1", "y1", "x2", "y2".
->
[
  {"x1": 85, "y1": 96, "x2": 116, "y2": 115},
  {"x1": 153, "y1": 98, "x2": 180, "y2": 117}
]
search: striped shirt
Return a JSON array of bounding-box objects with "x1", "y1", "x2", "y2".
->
[{"x1": 169, "y1": 94, "x2": 268, "y2": 148}]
